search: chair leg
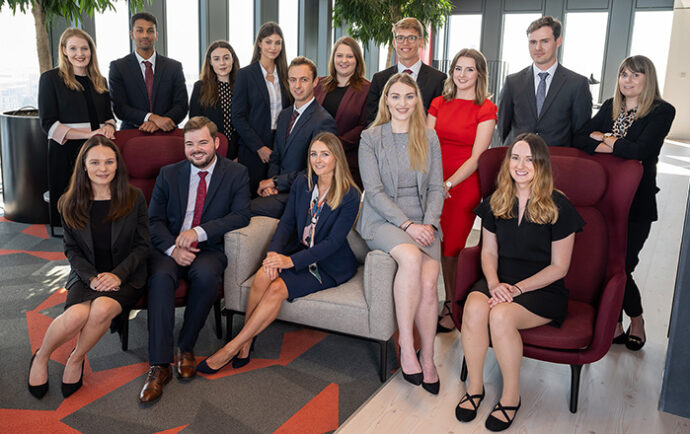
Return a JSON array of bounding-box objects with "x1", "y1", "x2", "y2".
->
[
  {"x1": 225, "y1": 310, "x2": 235, "y2": 343},
  {"x1": 213, "y1": 300, "x2": 222, "y2": 339},
  {"x1": 460, "y1": 356, "x2": 468, "y2": 381},
  {"x1": 120, "y1": 310, "x2": 130, "y2": 351},
  {"x1": 570, "y1": 364, "x2": 583, "y2": 413},
  {"x1": 378, "y1": 339, "x2": 389, "y2": 382}
]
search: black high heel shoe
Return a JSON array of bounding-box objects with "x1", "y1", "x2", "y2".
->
[
  {"x1": 455, "y1": 386, "x2": 485, "y2": 422},
  {"x1": 612, "y1": 324, "x2": 628, "y2": 344},
  {"x1": 436, "y1": 301, "x2": 455, "y2": 333},
  {"x1": 626, "y1": 327, "x2": 646, "y2": 351},
  {"x1": 401, "y1": 370, "x2": 423, "y2": 386},
  {"x1": 422, "y1": 378, "x2": 440, "y2": 395},
  {"x1": 196, "y1": 353, "x2": 237, "y2": 374},
  {"x1": 28, "y1": 352, "x2": 49, "y2": 399},
  {"x1": 232, "y1": 339, "x2": 255, "y2": 369},
  {"x1": 61, "y1": 359, "x2": 85, "y2": 398}
]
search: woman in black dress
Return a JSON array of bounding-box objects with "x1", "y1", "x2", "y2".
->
[
  {"x1": 456, "y1": 133, "x2": 584, "y2": 431},
  {"x1": 573, "y1": 55, "x2": 675, "y2": 351},
  {"x1": 39, "y1": 27, "x2": 116, "y2": 230},
  {"x1": 190, "y1": 40, "x2": 240, "y2": 159},
  {"x1": 28, "y1": 136, "x2": 149, "y2": 399}
]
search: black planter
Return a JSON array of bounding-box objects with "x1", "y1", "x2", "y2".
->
[{"x1": 0, "y1": 109, "x2": 49, "y2": 224}]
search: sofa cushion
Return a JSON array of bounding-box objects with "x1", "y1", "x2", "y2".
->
[{"x1": 520, "y1": 300, "x2": 595, "y2": 350}]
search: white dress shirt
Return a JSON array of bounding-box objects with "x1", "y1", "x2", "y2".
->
[
  {"x1": 397, "y1": 59, "x2": 423, "y2": 81},
  {"x1": 260, "y1": 63, "x2": 283, "y2": 130},
  {"x1": 288, "y1": 97, "x2": 315, "y2": 135}
]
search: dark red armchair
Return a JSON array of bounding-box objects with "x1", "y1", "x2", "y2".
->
[
  {"x1": 452, "y1": 147, "x2": 642, "y2": 413},
  {"x1": 113, "y1": 129, "x2": 228, "y2": 350}
]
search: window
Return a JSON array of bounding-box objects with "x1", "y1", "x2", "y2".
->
[
  {"x1": 379, "y1": 43, "x2": 390, "y2": 71},
  {"x1": 630, "y1": 10, "x2": 673, "y2": 93},
  {"x1": 447, "y1": 14, "x2": 482, "y2": 58},
  {"x1": 279, "y1": 0, "x2": 299, "y2": 61},
  {"x1": 229, "y1": 2, "x2": 255, "y2": 67},
  {"x1": 0, "y1": 9, "x2": 39, "y2": 113},
  {"x1": 500, "y1": 13, "x2": 541, "y2": 75},
  {"x1": 94, "y1": 0, "x2": 130, "y2": 81},
  {"x1": 166, "y1": 1, "x2": 200, "y2": 100},
  {"x1": 562, "y1": 12, "x2": 608, "y2": 102}
]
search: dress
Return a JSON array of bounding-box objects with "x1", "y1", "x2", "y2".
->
[
  {"x1": 470, "y1": 192, "x2": 585, "y2": 326},
  {"x1": 367, "y1": 133, "x2": 441, "y2": 261},
  {"x1": 428, "y1": 96, "x2": 497, "y2": 257}
]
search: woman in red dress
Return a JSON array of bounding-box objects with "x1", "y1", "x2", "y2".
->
[{"x1": 427, "y1": 48, "x2": 497, "y2": 332}]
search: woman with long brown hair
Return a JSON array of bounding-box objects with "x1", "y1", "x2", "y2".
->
[
  {"x1": 28, "y1": 136, "x2": 149, "y2": 399},
  {"x1": 457, "y1": 134, "x2": 583, "y2": 431},
  {"x1": 190, "y1": 40, "x2": 240, "y2": 158}
]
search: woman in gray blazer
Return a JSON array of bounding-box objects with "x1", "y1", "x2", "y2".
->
[
  {"x1": 357, "y1": 73, "x2": 444, "y2": 394},
  {"x1": 28, "y1": 136, "x2": 150, "y2": 400}
]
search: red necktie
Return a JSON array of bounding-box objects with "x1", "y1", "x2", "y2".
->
[
  {"x1": 403, "y1": 69, "x2": 413, "y2": 75},
  {"x1": 143, "y1": 60, "x2": 154, "y2": 111},
  {"x1": 191, "y1": 171, "x2": 208, "y2": 248},
  {"x1": 285, "y1": 110, "x2": 299, "y2": 141}
]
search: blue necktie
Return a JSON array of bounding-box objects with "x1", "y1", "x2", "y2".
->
[{"x1": 536, "y1": 72, "x2": 549, "y2": 117}]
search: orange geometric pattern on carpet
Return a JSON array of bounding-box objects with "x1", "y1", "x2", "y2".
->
[
  {"x1": 274, "y1": 383, "x2": 339, "y2": 434},
  {"x1": 154, "y1": 425, "x2": 190, "y2": 434},
  {"x1": 22, "y1": 224, "x2": 50, "y2": 239},
  {"x1": 0, "y1": 249, "x2": 66, "y2": 261}
]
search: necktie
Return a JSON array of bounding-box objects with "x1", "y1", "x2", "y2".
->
[
  {"x1": 191, "y1": 171, "x2": 208, "y2": 248},
  {"x1": 536, "y1": 72, "x2": 549, "y2": 117},
  {"x1": 403, "y1": 69, "x2": 413, "y2": 75},
  {"x1": 285, "y1": 110, "x2": 299, "y2": 141},
  {"x1": 143, "y1": 60, "x2": 154, "y2": 111}
]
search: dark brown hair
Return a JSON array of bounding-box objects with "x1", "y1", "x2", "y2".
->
[
  {"x1": 321, "y1": 36, "x2": 366, "y2": 92},
  {"x1": 289, "y1": 56, "x2": 318, "y2": 80},
  {"x1": 199, "y1": 40, "x2": 240, "y2": 108},
  {"x1": 526, "y1": 16, "x2": 562, "y2": 40},
  {"x1": 131, "y1": 12, "x2": 157, "y2": 29},
  {"x1": 251, "y1": 22, "x2": 290, "y2": 101}
]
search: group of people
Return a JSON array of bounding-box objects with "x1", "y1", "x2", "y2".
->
[{"x1": 31, "y1": 11, "x2": 675, "y2": 432}]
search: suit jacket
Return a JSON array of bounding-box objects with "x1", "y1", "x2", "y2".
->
[
  {"x1": 572, "y1": 98, "x2": 675, "y2": 222},
  {"x1": 267, "y1": 174, "x2": 360, "y2": 284},
  {"x1": 356, "y1": 123, "x2": 444, "y2": 240},
  {"x1": 63, "y1": 189, "x2": 150, "y2": 290},
  {"x1": 232, "y1": 62, "x2": 290, "y2": 153},
  {"x1": 109, "y1": 52, "x2": 188, "y2": 130},
  {"x1": 267, "y1": 100, "x2": 337, "y2": 192},
  {"x1": 148, "y1": 156, "x2": 251, "y2": 254},
  {"x1": 314, "y1": 78, "x2": 370, "y2": 178},
  {"x1": 189, "y1": 80, "x2": 239, "y2": 159},
  {"x1": 497, "y1": 63, "x2": 592, "y2": 147},
  {"x1": 365, "y1": 63, "x2": 446, "y2": 125}
]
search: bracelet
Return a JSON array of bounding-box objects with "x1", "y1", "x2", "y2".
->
[
  {"x1": 402, "y1": 221, "x2": 413, "y2": 231},
  {"x1": 514, "y1": 284, "x2": 523, "y2": 294}
]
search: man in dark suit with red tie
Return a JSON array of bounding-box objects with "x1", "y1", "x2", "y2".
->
[
  {"x1": 109, "y1": 12, "x2": 188, "y2": 132},
  {"x1": 139, "y1": 117, "x2": 250, "y2": 403}
]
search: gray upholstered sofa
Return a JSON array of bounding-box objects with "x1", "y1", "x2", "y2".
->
[{"x1": 223, "y1": 216, "x2": 398, "y2": 381}]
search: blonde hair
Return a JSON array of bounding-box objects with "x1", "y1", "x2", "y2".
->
[
  {"x1": 306, "y1": 132, "x2": 359, "y2": 209},
  {"x1": 372, "y1": 73, "x2": 428, "y2": 173},
  {"x1": 442, "y1": 48, "x2": 490, "y2": 104},
  {"x1": 490, "y1": 133, "x2": 559, "y2": 224},
  {"x1": 613, "y1": 55, "x2": 661, "y2": 120},
  {"x1": 320, "y1": 36, "x2": 366, "y2": 92},
  {"x1": 57, "y1": 28, "x2": 107, "y2": 94}
]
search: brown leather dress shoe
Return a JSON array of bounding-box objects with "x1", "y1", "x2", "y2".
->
[
  {"x1": 176, "y1": 351, "x2": 196, "y2": 379},
  {"x1": 139, "y1": 365, "x2": 172, "y2": 403}
]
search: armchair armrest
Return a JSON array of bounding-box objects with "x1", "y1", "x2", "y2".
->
[
  {"x1": 452, "y1": 245, "x2": 482, "y2": 329},
  {"x1": 363, "y1": 249, "x2": 398, "y2": 341},
  {"x1": 224, "y1": 216, "x2": 279, "y2": 311},
  {"x1": 580, "y1": 271, "x2": 627, "y2": 364}
]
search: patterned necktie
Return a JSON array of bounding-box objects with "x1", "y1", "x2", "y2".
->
[
  {"x1": 285, "y1": 109, "x2": 299, "y2": 141},
  {"x1": 190, "y1": 171, "x2": 208, "y2": 248},
  {"x1": 403, "y1": 69, "x2": 413, "y2": 75},
  {"x1": 143, "y1": 60, "x2": 154, "y2": 112},
  {"x1": 536, "y1": 72, "x2": 549, "y2": 117}
]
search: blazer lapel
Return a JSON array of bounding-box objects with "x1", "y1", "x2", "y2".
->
[
  {"x1": 111, "y1": 213, "x2": 125, "y2": 249},
  {"x1": 380, "y1": 123, "x2": 398, "y2": 195},
  {"x1": 335, "y1": 85, "x2": 356, "y2": 125},
  {"x1": 539, "y1": 64, "x2": 566, "y2": 120},
  {"x1": 202, "y1": 156, "x2": 224, "y2": 216},
  {"x1": 77, "y1": 222, "x2": 96, "y2": 264},
  {"x1": 523, "y1": 66, "x2": 538, "y2": 121},
  {"x1": 286, "y1": 102, "x2": 316, "y2": 152},
  {"x1": 251, "y1": 62, "x2": 272, "y2": 109},
  {"x1": 127, "y1": 53, "x2": 149, "y2": 102},
  {"x1": 177, "y1": 162, "x2": 191, "y2": 224},
  {"x1": 416, "y1": 63, "x2": 430, "y2": 92},
  {"x1": 152, "y1": 54, "x2": 166, "y2": 107}
]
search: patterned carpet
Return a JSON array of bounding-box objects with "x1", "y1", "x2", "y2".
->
[{"x1": 0, "y1": 217, "x2": 396, "y2": 433}]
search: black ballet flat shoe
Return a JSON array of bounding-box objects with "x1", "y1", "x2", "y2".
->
[
  {"x1": 626, "y1": 329, "x2": 646, "y2": 351},
  {"x1": 232, "y1": 339, "x2": 255, "y2": 369},
  {"x1": 28, "y1": 352, "x2": 49, "y2": 399},
  {"x1": 422, "y1": 379, "x2": 440, "y2": 395},
  {"x1": 455, "y1": 386, "x2": 485, "y2": 422},
  {"x1": 401, "y1": 370, "x2": 423, "y2": 386},
  {"x1": 436, "y1": 301, "x2": 455, "y2": 333},
  {"x1": 196, "y1": 355, "x2": 236, "y2": 375},
  {"x1": 485, "y1": 398, "x2": 521, "y2": 432},
  {"x1": 61, "y1": 359, "x2": 85, "y2": 398}
]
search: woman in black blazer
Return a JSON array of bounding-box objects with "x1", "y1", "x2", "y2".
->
[
  {"x1": 38, "y1": 28, "x2": 116, "y2": 230},
  {"x1": 573, "y1": 55, "x2": 675, "y2": 351},
  {"x1": 190, "y1": 40, "x2": 240, "y2": 159},
  {"x1": 28, "y1": 136, "x2": 150, "y2": 399},
  {"x1": 232, "y1": 22, "x2": 291, "y2": 195},
  {"x1": 197, "y1": 132, "x2": 360, "y2": 374}
]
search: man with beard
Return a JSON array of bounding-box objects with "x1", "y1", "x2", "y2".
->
[{"x1": 139, "y1": 117, "x2": 250, "y2": 403}]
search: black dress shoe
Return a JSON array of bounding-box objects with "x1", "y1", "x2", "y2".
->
[
  {"x1": 455, "y1": 386, "x2": 485, "y2": 422},
  {"x1": 197, "y1": 354, "x2": 236, "y2": 374},
  {"x1": 61, "y1": 359, "x2": 85, "y2": 398},
  {"x1": 485, "y1": 398, "x2": 521, "y2": 432},
  {"x1": 401, "y1": 370, "x2": 423, "y2": 386},
  {"x1": 422, "y1": 379, "x2": 440, "y2": 395},
  {"x1": 28, "y1": 352, "x2": 49, "y2": 399},
  {"x1": 232, "y1": 339, "x2": 255, "y2": 369}
]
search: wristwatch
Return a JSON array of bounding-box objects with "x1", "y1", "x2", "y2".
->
[
  {"x1": 445, "y1": 180, "x2": 452, "y2": 189},
  {"x1": 604, "y1": 132, "x2": 613, "y2": 138}
]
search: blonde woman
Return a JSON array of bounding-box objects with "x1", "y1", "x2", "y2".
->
[
  {"x1": 38, "y1": 27, "x2": 116, "y2": 230},
  {"x1": 458, "y1": 133, "x2": 584, "y2": 431},
  {"x1": 197, "y1": 132, "x2": 361, "y2": 373},
  {"x1": 357, "y1": 73, "x2": 444, "y2": 394}
]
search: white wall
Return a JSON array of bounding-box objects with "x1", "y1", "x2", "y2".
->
[{"x1": 664, "y1": 1, "x2": 690, "y2": 139}]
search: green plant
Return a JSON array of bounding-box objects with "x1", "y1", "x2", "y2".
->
[{"x1": 333, "y1": 0, "x2": 453, "y2": 67}]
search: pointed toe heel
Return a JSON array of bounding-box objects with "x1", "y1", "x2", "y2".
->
[
  {"x1": 61, "y1": 359, "x2": 85, "y2": 398},
  {"x1": 422, "y1": 379, "x2": 440, "y2": 395},
  {"x1": 28, "y1": 353, "x2": 49, "y2": 399}
]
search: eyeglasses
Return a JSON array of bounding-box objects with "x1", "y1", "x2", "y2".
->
[{"x1": 394, "y1": 35, "x2": 420, "y2": 43}]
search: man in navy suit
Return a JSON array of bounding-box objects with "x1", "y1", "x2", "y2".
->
[
  {"x1": 251, "y1": 57, "x2": 337, "y2": 218},
  {"x1": 139, "y1": 117, "x2": 250, "y2": 403},
  {"x1": 109, "y1": 12, "x2": 188, "y2": 132},
  {"x1": 497, "y1": 16, "x2": 592, "y2": 146}
]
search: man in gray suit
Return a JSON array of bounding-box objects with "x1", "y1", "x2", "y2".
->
[{"x1": 498, "y1": 16, "x2": 591, "y2": 147}]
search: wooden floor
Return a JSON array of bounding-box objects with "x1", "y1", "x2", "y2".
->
[{"x1": 339, "y1": 139, "x2": 690, "y2": 434}]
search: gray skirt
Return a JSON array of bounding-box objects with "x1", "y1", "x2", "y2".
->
[{"x1": 366, "y1": 223, "x2": 441, "y2": 261}]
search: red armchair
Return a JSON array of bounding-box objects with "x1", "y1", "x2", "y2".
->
[
  {"x1": 113, "y1": 129, "x2": 229, "y2": 351},
  {"x1": 452, "y1": 147, "x2": 642, "y2": 413}
]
